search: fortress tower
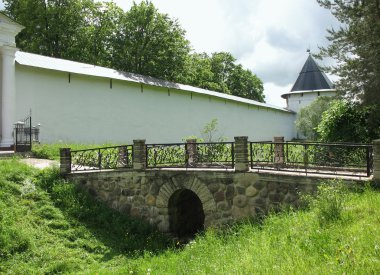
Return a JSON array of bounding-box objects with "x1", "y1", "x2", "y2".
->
[{"x1": 282, "y1": 53, "x2": 336, "y2": 113}]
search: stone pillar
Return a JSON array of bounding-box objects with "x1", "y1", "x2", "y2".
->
[
  {"x1": 186, "y1": 139, "x2": 197, "y2": 166},
  {"x1": 273, "y1": 136, "x2": 285, "y2": 165},
  {"x1": 0, "y1": 46, "x2": 18, "y2": 147},
  {"x1": 133, "y1": 139, "x2": 146, "y2": 170},
  {"x1": 234, "y1": 136, "x2": 249, "y2": 172},
  {"x1": 373, "y1": 139, "x2": 380, "y2": 184},
  {"x1": 117, "y1": 146, "x2": 129, "y2": 167},
  {"x1": 60, "y1": 148, "x2": 71, "y2": 175}
]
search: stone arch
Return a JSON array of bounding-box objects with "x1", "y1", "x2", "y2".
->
[
  {"x1": 156, "y1": 176, "x2": 216, "y2": 232},
  {"x1": 168, "y1": 189, "x2": 205, "y2": 238}
]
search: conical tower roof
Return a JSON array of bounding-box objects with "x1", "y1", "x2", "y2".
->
[{"x1": 291, "y1": 54, "x2": 333, "y2": 92}]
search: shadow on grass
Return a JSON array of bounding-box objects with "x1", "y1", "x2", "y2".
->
[{"x1": 34, "y1": 168, "x2": 175, "y2": 261}]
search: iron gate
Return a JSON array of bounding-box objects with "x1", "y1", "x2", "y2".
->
[{"x1": 14, "y1": 115, "x2": 32, "y2": 152}]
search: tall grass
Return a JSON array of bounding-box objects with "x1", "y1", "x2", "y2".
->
[
  {"x1": 307, "y1": 180, "x2": 347, "y2": 225},
  {"x1": 1, "y1": 159, "x2": 380, "y2": 274}
]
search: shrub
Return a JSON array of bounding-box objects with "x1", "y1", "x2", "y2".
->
[
  {"x1": 310, "y1": 180, "x2": 346, "y2": 225},
  {"x1": 317, "y1": 101, "x2": 377, "y2": 143},
  {"x1": 295, "y1": 96, "x2": 334, "y2": 140}
]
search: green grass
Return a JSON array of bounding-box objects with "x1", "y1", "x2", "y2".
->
[
  {"x1": 31, "y1": 143, "x2": 117, "y2": 160},
  {"x1": 1, "y1": 158, "x2": 380, "y2": 274},
  {"x1": 0, "y1": 159, "x2": 171, "y2": 274}
]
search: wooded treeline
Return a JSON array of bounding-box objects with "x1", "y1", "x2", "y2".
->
[{"x1": 3, "y1": 0, "x2": 265, "y2": 102}]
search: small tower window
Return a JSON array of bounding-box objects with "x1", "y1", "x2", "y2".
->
[
  {"x1": 301, "y1": 93, "x2": 304, "y2": 97},
  {"x1": 318, "y1": 91, "x2": 320, "y2": 96}
]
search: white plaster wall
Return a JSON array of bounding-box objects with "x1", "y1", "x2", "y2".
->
[
  {"x1": 287, "y1": 91, "x2": 336, "y2": 113},
  {"x1": 15, "y1": 65, "x2": 296, "y2": 144}
]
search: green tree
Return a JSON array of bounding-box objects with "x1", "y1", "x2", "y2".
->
[
  {"x1": 317, "y1": 0, "x2": 380, "y2": 139},
  {"x1": 111, "y1": 1, "x2": 191, "y2": 82},
  {"x1": 295, "y1": 96, "x2": 334, "y2": 140},
  {"x1": 227, "y1": 64, "x2": 264, "y2": 102},
  {"x1": 181, "y1": 52, "x2": 265, "y2": 102},
  {"x1": 180, "y1": 53, "x2": 217, "y2": 90},
  {"x1": 316, "y1": 100, "x2": 377, "y2": 143},
  {"x1": 209, "y1": 52, "x2": 236, "y2": 94},
  {"x1": 4, "y1": 0, "x2": 265, "y2": 102},
  {"x1": 76, "y1": 1, "x2": 124, "y2": 67},
  {"x1": 3, "y1": 0, "x2": 94, "y2": 61}
]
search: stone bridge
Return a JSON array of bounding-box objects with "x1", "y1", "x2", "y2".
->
[{"x1": 60, "y1": 138, "x2": 380, "y2": 238}]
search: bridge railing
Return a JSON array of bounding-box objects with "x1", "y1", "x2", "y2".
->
[
  {"x1": 146, "y1": 142, "x2": 235, "y2": 169},
  {"x1": 250, "y1": 141, "x2": 373, "y2": 177},
  {"x1": 70, "y1": 145, "x2": 133, "y2": 171},
  {"x1": 60, "y1": 138, "x2": 375, "y2": 178},
  {"x1": 146, "y1": 143, "x2": 187, "y2": 168},
  {"x1": 193, "y1": 142, "x2": 234, "y2": 168}
]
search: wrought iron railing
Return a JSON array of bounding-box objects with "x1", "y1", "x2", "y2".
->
[
  {"x1": 191, "y1": 142, "x2": 234, "y2": 168},
  {"x1": 146, "y1": 143, "x2": 187, "y2": 168},
  {"x1": 250, "y1": 141, "x2": 373, "y2": 177},
  {"x1": 65, "y1": 140, "x2": 373, "y2": 176},
  {"x1": 146, "y1": 142, "x2": 235, "y2": 168},
  {"x1": 71, "y1": 145, "x2": 133, "y2": 171}
]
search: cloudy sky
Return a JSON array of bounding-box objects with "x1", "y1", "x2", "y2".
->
[
  {"x1": 113, "y1": 0, "x2": 340, "y2": 107},
  {"x1": 0, "y1": 0, "x2": 340, "y2": 107}
]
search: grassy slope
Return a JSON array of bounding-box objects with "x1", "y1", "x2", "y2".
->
[
  {"x1": 1, "y1": 159, "x2": 380, "y2": 274},
  {"x1": 0, "y1": 159, "x2": 171, "y2": 274}
]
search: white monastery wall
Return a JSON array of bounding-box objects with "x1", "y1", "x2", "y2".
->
[{"x1": 15, "y1": 65, "x2": 296, "y2": 144}]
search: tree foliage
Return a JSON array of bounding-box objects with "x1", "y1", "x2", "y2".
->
[
  {"x1": 317, "y1": 0, "x2": 380, "y2": 105},
  {"x1": 111, "y1": 1, "x2": 191, "y2": 81},
  {"x1": 4, "y1": 0, "x2": 90, "y2": 60},
  {"x1": 80, "y1": 2, "x2": 124, "y2": 67},
  {"x1": 295, "y1": 96, "x2": 334, "y2": 140},
  {"x1": 317, "y1": 0, "x2": 380, "y2": 140},
  {"x1": 181, "y1": 52, "x2": 264, "y2": 101},
  {"x1": 227, "y1": 64, "x2": 264, "y2": 101},
  {"x1": 316, "y1": 100, "x2": 378, "y2": 143},
  {"x1": 3, "y1": 0, "x2": 264, "y2": 101}
]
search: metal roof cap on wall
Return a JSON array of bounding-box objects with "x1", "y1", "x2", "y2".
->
[{"x1": 15, "y1": 51, "x2": 292, "y2": 113}]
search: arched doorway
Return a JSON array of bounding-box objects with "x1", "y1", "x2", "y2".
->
[{"x1": 168, "y1": 189, "x2": 205, "y2": 238}]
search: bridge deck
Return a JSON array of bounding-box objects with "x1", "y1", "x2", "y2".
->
[{"x1": 70, "y1": 166, "x2": 371, "y2": 181}]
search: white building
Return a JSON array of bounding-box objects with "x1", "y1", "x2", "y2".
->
[{"x1": 0, "y1": 14, "x2": 335, "y2": 148}]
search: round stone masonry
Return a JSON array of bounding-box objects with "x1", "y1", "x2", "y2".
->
[{"x1": 67, "y1": 165, "x2": 364, "y2": 233}]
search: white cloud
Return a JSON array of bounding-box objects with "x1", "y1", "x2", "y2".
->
[
  {"x1": 1, "y1": 0, "x2": 340, "y2": 107},
  {"x1": 264, "y1": 82, "x2": 290, "y2": 107},
  {"x1": 116, "y1": 0, "x2": 339, "y2": 101}
]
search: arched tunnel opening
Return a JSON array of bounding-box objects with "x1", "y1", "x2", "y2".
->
[{"x1": 168, "y1": 189, "x2": 205, "y2": 238}]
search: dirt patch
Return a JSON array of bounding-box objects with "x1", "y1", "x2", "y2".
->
[{"x1": 21, "y1": 158, "x2": 59, "y2": 169}]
